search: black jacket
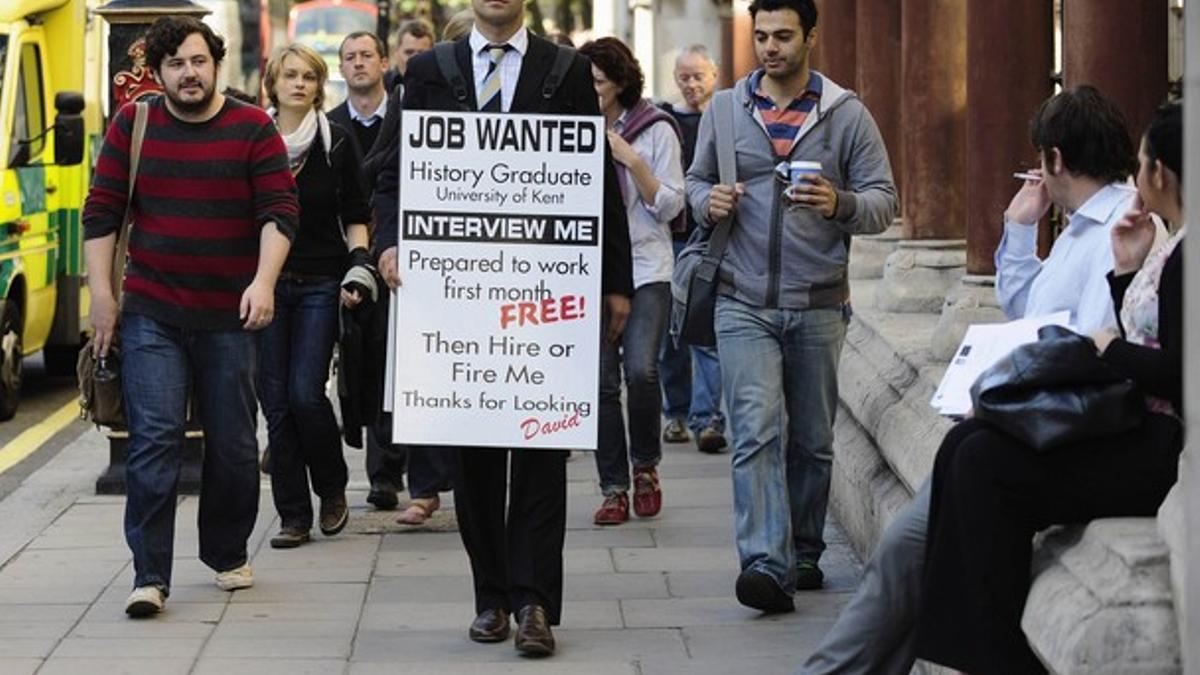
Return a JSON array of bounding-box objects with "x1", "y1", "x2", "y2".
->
[
  {"x1": 373, "y1": 34, "x2": 633, "y2": 297},
  {"x1": 328, "y1": 88, "x2": 402, "y2": 195},
  {"x1": 286, "y1": 121, "x2": 370, "y2": 277},
  {"x1": 337, "y1": 279, "x2": 389, "y2": 448}
]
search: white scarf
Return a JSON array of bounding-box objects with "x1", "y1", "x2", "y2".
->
[{"x1": 270, "y1": 107, "x2": 332, "y2": 171}]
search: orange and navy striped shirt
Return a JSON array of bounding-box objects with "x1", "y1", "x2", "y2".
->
[{"x1": 750, "y1": 70, "x2": 823, "y2": 158}]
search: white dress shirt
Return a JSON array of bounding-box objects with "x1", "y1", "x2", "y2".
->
[
  {"x1": 613, "y1": 112, "x2": 684, "y2": 288},
  {"x1": 348, "y1": 90, "x2": 388, "y2": 126},
  {"x1": 469, "y1": 26, "x2": 527, "y2": 112},
  {"x1": 994, "y1": 182, "x2": 1135, "y2": 332}
]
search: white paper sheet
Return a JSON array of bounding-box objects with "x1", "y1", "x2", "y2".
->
[{"x1": 930, "y1": 311, "x2": 1073, "y2": 417}]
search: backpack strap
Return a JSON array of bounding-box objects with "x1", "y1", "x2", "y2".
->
[
  {"x1": 704, "y1": 90, "x2": 738, "y2": 262},
  {"x1": 113, "y1": 101, "x2": 149, "y2": 304},
  {"x1": 541, "y1": 44, "x2": 577, "y2": 106},
  {"x1": 434, "y1": 42, "x2": 471, "y2": 110}
]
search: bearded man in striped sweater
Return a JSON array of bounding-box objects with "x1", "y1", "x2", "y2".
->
[{"x1": 82, "y1": 16, "x2": 299, "y2": 618}]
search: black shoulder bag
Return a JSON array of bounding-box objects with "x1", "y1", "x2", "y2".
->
[
  {"x1": 669, "y1": 89, "x2": 737, "y2": 347},
  {"x1": 970, "y1": 324, "x2": 1146, "y2": 451}
]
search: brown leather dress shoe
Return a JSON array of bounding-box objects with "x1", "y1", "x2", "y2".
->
[
  {"x1": 514, "y1": 604, "x2": 555, "y2": 656},
  {"x1": 468, "y1": 608, "x2": 510, "y2": 643}
]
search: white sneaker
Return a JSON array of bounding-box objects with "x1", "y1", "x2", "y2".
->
[
  {"x1": 125, "y1": 585, "x2": 165, "y2": 617},
  {"x1": 215, "y1": 564, "x2": 254, "y2": 591}
]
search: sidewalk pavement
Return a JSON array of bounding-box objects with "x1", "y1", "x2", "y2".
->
[{"x1": 0, "y1": 423, "x2": 861, "y2": 674}]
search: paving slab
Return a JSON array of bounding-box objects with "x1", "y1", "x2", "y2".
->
[
  {"x1": 378, "y1": 531, "x2": 468, "y2": 552},
  {"x1": 612, "y1": 546, "x2": 737, "y2": 573},
  {"x1": 0, "y1": 657, "x2": 40, "y2": 675},
  {"x1": 638, "y1": 654, "x2": 799, "y2": 675},
  {"x1": 49, "y1": 635, "x2": 208, "y2": 659},
  {"x1": 351, "y1": 663, "x2": 636, "y2": 675},
  {"x1": 0, "y1": 585, "x2": 105, "y2": 604},
  {"x1": 68, "y1": 619, "x2": 217, "y2": 639},
  {"x1": 350, "y1": 662, "x2": 636, "y2": 675},
  {"x1": 0, "y1": 621, "x2": 76, "y2": 640},
  {"x1": 622, "y1": 596, "x2": 816, "y2": 628},
  {"x1": 365, "y1": 575, "x2": 477, "y2": 603},
  {"x1": 221, "y1": 602, "x2": 364, "y2": 622},
  {"x1": 650, "y1": 525, "x2": 735, "y2": 548},
  {"x1": 227, "y1": 581, "x2": 368, "y2": 605},
  {"x1": 194, "y1": 658, "x2": 349, "y2": 675},
  {"x1": 0, "y1": 604, "x2": 88, "y2": 622},
  {"x1": 200, "y1": 635, "x2": 355, "y2": 659},
  {"x1": 38, "y1": 658, "x2": 195, "y2": 675},
  {"x1": 561, "y1": 572, "x2": 670, "y2": 600},
  {"x1": 0, "y1": 637, "x2": 59, "y2": 658}
]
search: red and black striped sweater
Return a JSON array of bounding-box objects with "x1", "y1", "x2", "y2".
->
[{"x1": 83, "y1": 96, "x2": 299, "y2": 331}]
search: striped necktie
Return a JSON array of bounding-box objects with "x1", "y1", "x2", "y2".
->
[{"x1": 478, "y1": 44, "x2": 511, "y2": 112}]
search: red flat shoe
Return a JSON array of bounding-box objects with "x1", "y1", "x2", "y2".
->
[
  {"x1": 632, "y1": 467, "x2": 662, "y2": 517},
  {"x1": 593, "y1": 492, "x2": 629, "y2": 525}
]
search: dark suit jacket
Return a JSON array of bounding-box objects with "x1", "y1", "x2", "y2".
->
[
  {"x1": 374, "y1": 35, "x2": 633, "y2": 298},
  {"x1": 328, "y1": 87, "x2": 403, "y2": 193}
]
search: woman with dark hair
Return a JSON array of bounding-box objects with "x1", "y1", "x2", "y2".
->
[
  {"x1": 915, "y1": 101, "x2": 1185, "y2": 674},
  {"x1": 259, "y1": 43, "x2": 372, "y2": 549},
  {"x1": 579, "y1": 37, "x2": 684, "y2": 526}
]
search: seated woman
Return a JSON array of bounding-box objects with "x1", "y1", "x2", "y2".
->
[{"x1": 915, "y1": 101, "x2": 1185, "y2": 674}]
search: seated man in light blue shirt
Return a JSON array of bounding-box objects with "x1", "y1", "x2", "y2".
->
[{"x1": 799, "y1": 86, "x2": 1152, "y2": 675}]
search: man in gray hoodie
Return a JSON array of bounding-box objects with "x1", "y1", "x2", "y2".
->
[{"x1": 686, "y1": 0, "x2": 898, "y2": 613}]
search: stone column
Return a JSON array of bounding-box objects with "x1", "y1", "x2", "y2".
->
[
  {"x1": 1063, "y1": 0, "x2": 1168, "y2": 145},
  {"x1": 730, "y1": 0, "x2": 756, "y2": 82},
  {"x1": 853, "y1": 0, "x2": 901, "y2": 196},
  {"x1": 847, "y1": 0, "x2": 902, "y2": 280},
  {"x1": 965, "y1": 0, "x2": 1052, "y2": 276},
  {"x1": 929, "y1": 0, "x2": 1054, "y2": 358},
  {"x1": 875, "y1": 0, "x2": 967, "y2": 313},
  {"x1": 1179, "y1": 0, "x2": 1199, "y2": 660},
  {"x1": 809, "y1": 0, "x2": 855, "y2": 89},
  {"x1": 718, "y1": 1, "x2": 735, "y2": 88}
]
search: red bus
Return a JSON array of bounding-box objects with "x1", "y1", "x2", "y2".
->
[{"x1": 288, "y1": 0, "x2": 377, "y2": 50}]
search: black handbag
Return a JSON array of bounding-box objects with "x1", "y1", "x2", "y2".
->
[
  {"x1": 77, "y1": 101, "x2": 148, "y2": 429},
  {"x1": 670, "y1": 90, "x2": 737, "y2": 347},
  {"x1": 970, "y1": 324, "x2": 1145, "y2": 451}
]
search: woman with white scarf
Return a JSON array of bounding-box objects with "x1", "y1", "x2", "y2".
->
[{"x1": 260, "y1": 43, "x2": 371, "y2": 549}]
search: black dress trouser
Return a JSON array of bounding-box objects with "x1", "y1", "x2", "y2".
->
[
  {"x1": 916, "y1": 416, "x2": 1183, "y2": 675},
  {"x1": 454, "y1": 447, "x2": 569, "y2": 624}
]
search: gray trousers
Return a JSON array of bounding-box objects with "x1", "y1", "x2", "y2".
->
[{"x1": 797, "y1": 479, "x2": 931, "y2": 675}]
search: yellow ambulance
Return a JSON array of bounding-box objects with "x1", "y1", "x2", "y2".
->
[{"x1": 0, "y1": 0, "x2": 102, "y2": 419}]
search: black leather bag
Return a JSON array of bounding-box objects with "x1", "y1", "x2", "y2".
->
[
  {"x1": 670, "y1": 90, "x2": 737, "y2": 347},
  {"x1": 671, "y1": 227, "x2": 723, "y2": 346},
  {"x1": 970, "y1": 324, "x2": 1145, "y2": 451}
]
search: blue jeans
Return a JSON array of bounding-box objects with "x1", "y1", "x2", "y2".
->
[
  {"x1": 595, "y1": 282, "x2": 670, "y2": 494},
  {"x1": 715, "y1": 296, "x2": 847, "y2": 592},
  {"x1": 661, "y1": 240, "x2": 724, "y2": 433},
  {"x1": 256, "y1": 277, "x2": 347, "y2": 530},
  {"x1": 121, "y1": 312, "x2": 260, "y2": 591}
]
